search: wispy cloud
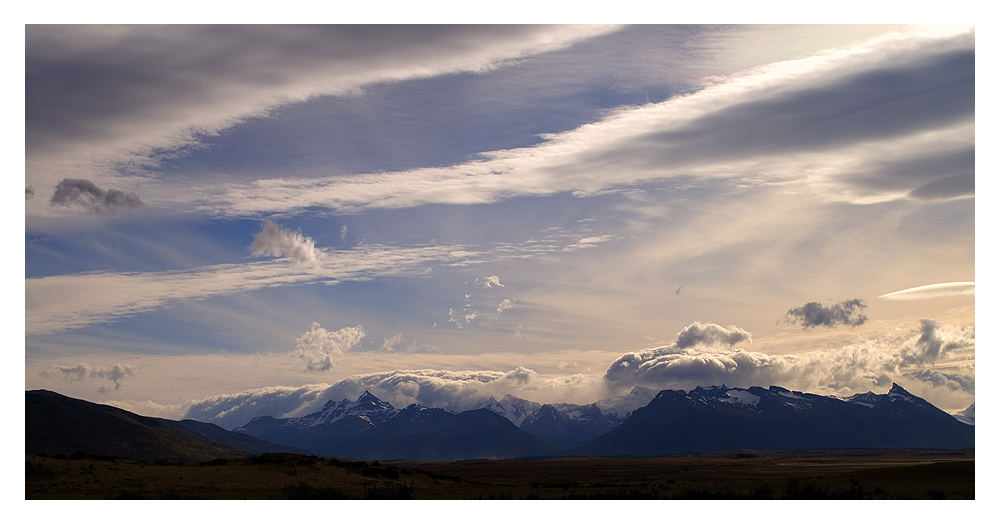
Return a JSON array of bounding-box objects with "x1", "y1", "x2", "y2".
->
[
  {"x1": 26, "y1": 228, "x2": 608, "y2": 335},
  {"x1": 26, "y1": 243, "x2": 471, "y2": 335},
  {"x1": 26, "y1": 25, "x2": 621, "y2": 218},
  {"x1": 139, "y1": 27, "x2": 974, "y2": 218},
  {"x1": 879, "y1": 282, "x2": 975, "y2": 300}
]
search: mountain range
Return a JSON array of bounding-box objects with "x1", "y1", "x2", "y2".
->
[
  {"x1": 577, "y1": 384, "x2": 974, "y2": 456},
  {"x1": 27, "y1": 383, "x2": 974, "y2": 462}
]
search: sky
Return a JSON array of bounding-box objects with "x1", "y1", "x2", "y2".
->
[{"x1": 23, "y1": 24, "x2": 977, "y2": 427}]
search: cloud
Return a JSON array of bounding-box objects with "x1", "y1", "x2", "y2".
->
[
  {"x1": 378, "y1": 332, "x2": 437, "y2": 353},
  {"x1": 26, "y1": 242, "x2": 476, "y2": 335},
  {"x1": 380, "y1": 332, "x2": 405, "y2": 352},
  {"x1": 905, "y1": 369, "x2": 974, "y2": 393},
  {"x1": 605, "y1": 322, "x2": 754, "y2": 389},
  {"x1": 183, "y1": 367, "x2": 600, "y2": 430},
  {"x1": 565, "y1": 235, "x2": 615, "y2": 251},
  {"x1": 250, "y1": 219, "x2": 320, "y2": 263},
  {"x1": 477, "y1": 275, "x2": 505, "y2": 289},
  {"x1": 879, "y1": 281, "x2": 975, "y2": 300},
  {"x1": 51, "y1": 363, "x2": 88, "y2": 382},
  {"x1": 604, "y1": 319, "x2": 974, "y2": 399},
  {"x1": 899, "y1": 319, "x2": 972, "y2": 366},
  {"x1": 675, "y1": 322, "x2": 751, "y2": 349},
  {"x1": 496, "y1": 298, "x2": 516, "y2": 316},
  {"x1": 50, "y1": 178, "x2": 143, "y2": 213},
  {"x1": 44, "y1": 362, "x2": 137, "y2": 391},
  {"x1": 91, "y1": 363, "x2": 137, "y2": 392},
  {"x1": 183, "y1": 383, "x2": 335, "y2": 430},
  {"x1": 785, "y1": 299, "x2": 867, "y2": 329},
  {"x1": 26, "y1": 25, "x2": 619, "y2": 218},
  {"x1": 293, "y1": 322, "x2": 366, "y2": 372},
  {"x1": 447, "y1": 277, "x2": 520, "y2": 329},
  {"x1": 448, "y1": 306, "x2": 479, "y2": 329},
  {"x1": 26, "y1": 227, "x2": 596, "y2": 335},
  {"x1": 158, "y1": 27, "x2": 973, "y2": 217}
]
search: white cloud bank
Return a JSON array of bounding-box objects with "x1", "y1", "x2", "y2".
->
[
  {"x1": 604, "y1": 320, "x2": 974, "y2": 401},
  {"x1": 183, "y1": 367, "x2": 599, "y2": 429}
]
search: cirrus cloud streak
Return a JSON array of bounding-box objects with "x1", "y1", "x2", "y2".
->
[
  {"x1": 153, "y1": 26, "x2": 975, "y2": 217},
  {"x1": 878, "y1": 282, "x2": 975, "y2": 301}
]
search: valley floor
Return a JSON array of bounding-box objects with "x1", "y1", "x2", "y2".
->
[{"x1": 26, "y1": 448, "x2": 974, "y2": 500}]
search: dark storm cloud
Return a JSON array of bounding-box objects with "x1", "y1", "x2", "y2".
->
[
  {"x1": 50, "y1": 178, "x2": 144, "y2": 213},
  {"x1": 785, "y1": 299, "x2": 867, "y2": 329}
]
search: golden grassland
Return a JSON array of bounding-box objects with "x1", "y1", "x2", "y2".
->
[{"x1": 26, "y1": 449, "x2": 973, "y2": 500}]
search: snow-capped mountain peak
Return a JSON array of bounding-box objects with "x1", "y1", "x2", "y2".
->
[
  {"x1": 298, "y1": 391, "x2": 397, "y2": 427},
  {"x1": 481, "y1": 395, "x2": 540, "y2": 426}
]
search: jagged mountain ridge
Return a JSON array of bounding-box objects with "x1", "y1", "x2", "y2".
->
[
  {"x1": 237, "y1": 391, "x2": 555, "y2": 459},
  {"x1": 479, "y1": 394, "x2": 624, "y2": 445}
]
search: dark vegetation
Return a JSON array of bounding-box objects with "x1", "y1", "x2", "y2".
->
[{"x1": 26, "y1": 449, "x2": 973, "y2": 499}]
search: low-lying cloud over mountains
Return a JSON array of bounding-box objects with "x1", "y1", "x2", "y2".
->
[
  {"x1": 184, "y1": 367, "x2": 594, "y2": 429},
  {"x1": 181, "y1": 319, "x2": 973, "y2": 430},
  {"x1": 603, "y1": 320, "x2": 972, "y2": 398}
]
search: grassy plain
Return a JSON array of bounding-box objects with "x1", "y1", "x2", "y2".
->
[{"x1": 26, "y1": 449, "x2": 973, "y2": 499}]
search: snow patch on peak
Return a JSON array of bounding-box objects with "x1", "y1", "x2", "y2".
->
[
  {"x1": 720, "y1": 389, "x2": 760, "y2": 406},
  {"x1": 481, "y1": 395, "x2": 540, "y2": 426}
]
